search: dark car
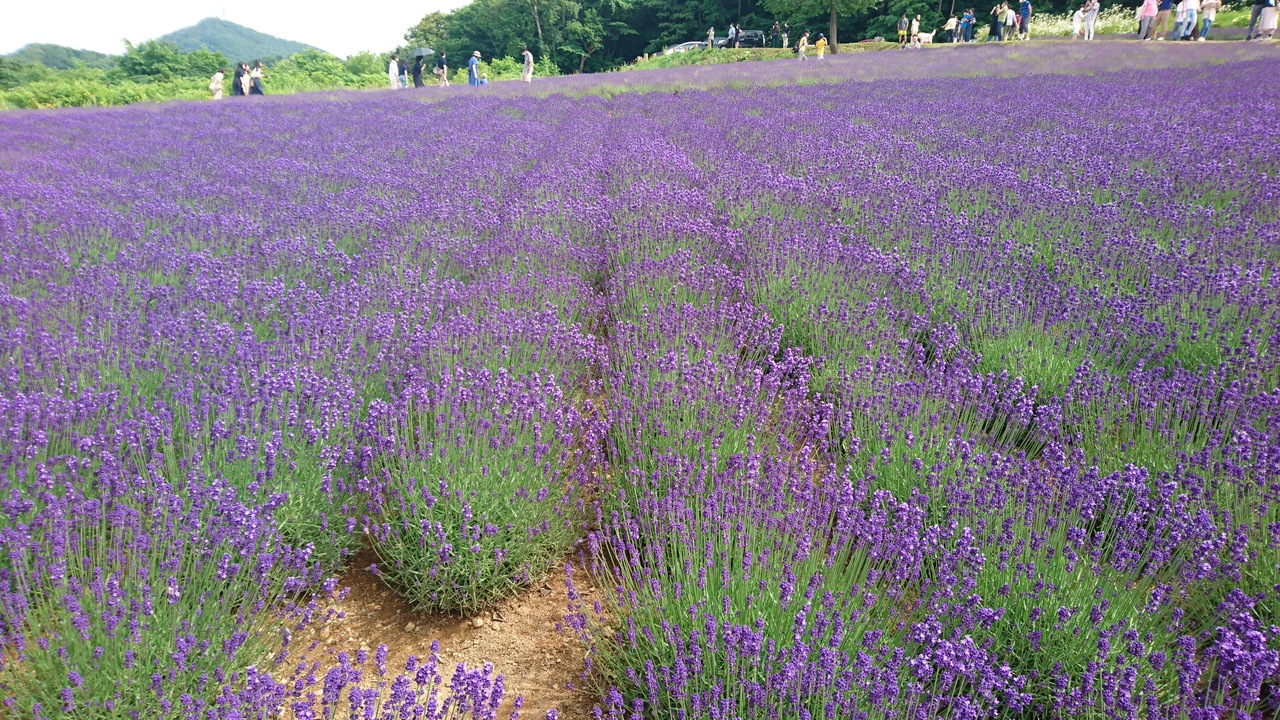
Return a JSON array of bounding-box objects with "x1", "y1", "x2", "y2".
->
[{"x1": 717, "y1": 30, "x2": 766, "y2": 48}]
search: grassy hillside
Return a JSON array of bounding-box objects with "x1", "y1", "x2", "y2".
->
[
  {"x1": 160, "y1": 18, "x2": 317, "y2": 62},
  {"x1": 7, "y1": 44, "x2": 115, "y2": 70}
]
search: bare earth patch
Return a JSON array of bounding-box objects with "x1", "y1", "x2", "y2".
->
[{"x1": 294, "y1": 548, "x2": 603, "y2": 719}]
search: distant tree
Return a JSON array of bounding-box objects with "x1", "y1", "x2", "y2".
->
[
  {"x1": 118, "y1": 40, "x2": 190, "y2": 79},
  {"x1": 762, "y1": 0, "x2": 877, "y2": 50},
  {"x1": 404, "y1": 12, "x2": 451, "y2": 53},
  {"x1": 343, "y1": 51, "x2": 384, "y2": 76},
  {"x1": 0, "y1": 58, "x2": 51, "y2": 90}
]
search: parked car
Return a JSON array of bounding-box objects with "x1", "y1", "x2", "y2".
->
[
  {"x1": 717, "y1": 30, "x2": 766, "y2": 48},
  {"x1": 663, "y1": 41, "x2": 705, "y2": 55}
]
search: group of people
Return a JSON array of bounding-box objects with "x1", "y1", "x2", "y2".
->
[
  {"x1": 794, "y1": 31, "x2": 828, "y2": 58},
  {"x1": 1134, "y1": 0, "x2": 1233, "y2": 40},
  {"x1": 769, "y1": 22, "x2": 792, "y2": 48},
  {"x1": 209, "y1": 62, "x2": 264, "y2": 100},
  {"x1": 387, "y1": 46, "x2": 535, "y2": 90}
]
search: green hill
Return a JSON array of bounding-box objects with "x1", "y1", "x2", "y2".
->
[
  {"x1": 159, "y1": 18, "x2": 318, "y2": 61},
  {"x1": 7, "y1": 44, "x2": 115, "y2": 70}
]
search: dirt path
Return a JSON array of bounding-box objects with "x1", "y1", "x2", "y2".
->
[{"x1": 298, "y1": 548, "x2": 603, "y2": 719}]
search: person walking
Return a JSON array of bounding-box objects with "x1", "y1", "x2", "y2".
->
[
  {"x1": 815, "y1": 33, "x2": 827, "y2": 57},
  {"x1": 1260, "y1": 0, "x2": 1278, "y2": 38},
  {"x1": 238, "y1": 62, "x2": 251, "y2": 95},
  {"x1": 988, "y1": 4, "x2": 1004, "y2": 40},
  {"x1": 797, "y1": 30, "x2": 810, "y2": 58},
  {"x1": 209, "y1": 68, "x2": 224, "y2": 100},
  {"x1": 388, "y1": 54, "x2": 399, "y2": 89},
  {"x1": 436, "y1": 51, "x2": 450, "y2": 86},
  {"x1": 1019, "y1": 0, "x2": 1032, "y2": 39},
  {"x1": 1083, "y1": 0, "x2": 1100, "y2": 39},
  {"x1": 1004, "y1": 4, "x2": 1018, "y2": 39},
  {"x1": 521, "y1": 46, "x2": 534, "y2": 82},
  {"x1": 771, "y1": 22, "x2": 780, "y2": 47},
  {"x1": 398, "y1": 57, "x2": 409, "y2": 88},
  {"x1": 249, "y1": 61, "x2": 265, "y2": 95},
  {"x1": 946, "y1": 14, "x2": 959, "y2": 41},
  {"x1": 899, "y1": 14, "x2": 911, "y2": 45},
  {"x1": 1200, "y1": 0, "x2": 1219, "y2": 39},
  {"x1": 1152, "y1": 0, "x2": 1173, "y2": 39},
  {"x1": 1246, "y1": 0, "x2": 1275, "y2": 38},
  {"x1": 782, "y1": 22, "x2": 791, "y2": 47},
  {"x1": 1138, "y1": 0, "x2": 1159, "y2": 38},
  {"x1": 1181, "y1": 0, "x2": 1199, "y2": 38},
  {"x1": 411, "y1": 55, "x2": 425, "y2": 87},
  {"x1": 468, "y1": 50, "x2": 481, "y2": 86}
]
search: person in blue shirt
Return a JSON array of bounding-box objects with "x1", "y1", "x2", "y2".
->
[
  {"x1": 963, "y1": 8, "x2": 977, "y2": 40},
  {"x1": 468, "y1": 51, "x2": 481, "y2": 86},
  {"x1": 1019, "y1": 0, "x2": 1032, "y2": 38}
]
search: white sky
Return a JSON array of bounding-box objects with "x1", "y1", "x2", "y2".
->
[{"x1": 2, "y1": 0, "x2": 469, "y2": 59}]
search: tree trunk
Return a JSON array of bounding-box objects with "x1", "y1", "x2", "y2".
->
[
  {"x1": 530, "y1": 0, "x2": 545, "y2": 51},
  {"x1": 829, "y1": 0, "x2": 838, "y2": 52}
]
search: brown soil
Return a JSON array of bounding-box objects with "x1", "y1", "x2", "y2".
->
[{"x1": 294, "y1": 548, "x2": 604, "y2": 719}]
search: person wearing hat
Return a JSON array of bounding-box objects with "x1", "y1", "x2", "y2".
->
[
  {"x1": 468, "y1": 50, "x2": 481, "y2": 86},
  {"x1": 815, "y1": 33, "x2": 827, "y2": 57}
]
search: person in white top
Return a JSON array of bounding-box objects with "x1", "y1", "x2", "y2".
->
[
  {"x1": 209, "y1": 68, "x2": 224, "y2": 100},
  {"x1": 388, "y1": 54, "x2": 400, "y2": 89},
  {"x1": 521, "y1": 46, "x2": 534, "y2": 82},
  {"x1": 1182, "y1": 0, "x2": 1200, "y2": 38},
  {"x1": 1199, "y1": 0, "x2": 1219, "y2": 38},
  {"x1": 1072, "y1": 6, "x2": 1084, "y2": 37},
  {"x1": 910, "y1": 15, "x2": 922, "y2": 47},
  {"x1": 1004, "y1": 5, "x2": 1018, "y2": 37}
]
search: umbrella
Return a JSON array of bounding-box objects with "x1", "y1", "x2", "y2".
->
[{"x1": 410, "y1": 47, "x2": 434, "y2": 57}]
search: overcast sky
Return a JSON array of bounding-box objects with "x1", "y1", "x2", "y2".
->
[{"x1": 2, "y1": 0, "x2": 469, "y2": 59}]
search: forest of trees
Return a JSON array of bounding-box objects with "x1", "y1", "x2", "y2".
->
[{"x1": 399, "y1": 0, "x2": 1124, "y2": 72}]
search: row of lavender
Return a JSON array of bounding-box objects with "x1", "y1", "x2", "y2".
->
[
  {"x1": 0, "y1": 44, "x2": 1277, "y2": 719},
  {"x1": 0, "y1": 93, "x2": 617, "y2": 717},
  {"x1": 569, "y1": 57, "x2": 1279, "y2": 719}
]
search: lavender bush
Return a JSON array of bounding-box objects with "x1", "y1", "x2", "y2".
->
[{"x1": 1, "y1": 41, "x2": 1277, "y2": 719}]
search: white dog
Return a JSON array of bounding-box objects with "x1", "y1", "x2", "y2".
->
[{"x1": 917, "y1": 30, "x2": 935, "y2": 43}]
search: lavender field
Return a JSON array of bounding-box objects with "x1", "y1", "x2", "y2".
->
[{"x1": 1, "y1": 42, "x2": 1278, "y2": 720}]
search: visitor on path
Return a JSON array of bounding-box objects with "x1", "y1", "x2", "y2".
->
[
  {"x1": 1260, "y1": 0, "x2": 1278, "y2": 38},
  {"x1": 398, "y1": 57, "x2": 409, "y2": 88},
  {"x1": 783, "y1": 22, "x2": 791, "y2": 47},
  {"x1": 1246, "y1": 0, "x2": 1276, "y2": 39},
  {"x1": 1138, "y1": 0, "x2": 1159, "y2": 37},
  {"x1": 231, "y1": 64, "x2": 244, "y2": 96},
  {"x1": 388, "y1": 54, "x2": 399, "y2": 89},
  {"x1": 250, "y1": 61, "x2": 265, "y2": 95},
  {"x1": 1151, "y1": 0, "x2": 1173, "y2": 39},
  {"x1": 911, "y1": 15, "x2": 922, "y2": 46},
  {"x1": 1004, "y1": 4, "x2": 1018, "y2": 39},
  {"x1": 521, "y1": 46, "x2": 534, "y2": 82},
  {"x1": 1178, "y1": 0, "x2": 1199, "y2": 38},
  {"x1": 708, "y1": 26, "x2": 716, "y2": 48},
  {"x1": 1200, "y1": 0, "x2": 1219, "y2": 38},
  {"x1": 946, "y1": 14, "x2": 959, "y2": 42},
  {"x1": 411, "y1": 55, "x2": 425, "y2": 87},
  {"x1": 1072, "y1": 6, "x2": 1084, "y2": 37},
  {"x1": 238, "y1": 63, "x2": 251, "y2": 95},
  {"x1": 436, "y1": 51, "x2": 450, "y2": 86},
  {"x1": 479, "y1": 73, "x2": 489, "y2": 85},
  {"x1": 964, "y1": 8, "x2": 977, "y2": 40},
  {"x1": 988, "y1": 4, "x2": 1004, "y2": 40},
  {"x1": 815, "y1": 33, "x2": 827, "y2": 57},
  {"x1": 1019, "y1": 0, "x2": 1032, "y2": 39},
  {"x1": 797, "y1": 31, "x2": 810, "y2": 58},
  {"x1": 1083, "y1": 0, "x2": 1100, "y2": 39},
  {"x1": 730, "y1": 23, "x2": 740, "y2": 48},
  {"x1": 468, "y1": 51, "x2": 481, "y2": 86},
  {"x1": 899, "y1": 14, "x2": 911, "y2": 45},
  {"x1": 209, "y1": 68, "x2": 224, "y2": 100},
  {"x1": 771, "y1": 22, "x2": 781, "y2": 47}
]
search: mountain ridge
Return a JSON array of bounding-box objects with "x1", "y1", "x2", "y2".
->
[{"x1": 159, "y1": 18, "x2": 320, "y2": 61}]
